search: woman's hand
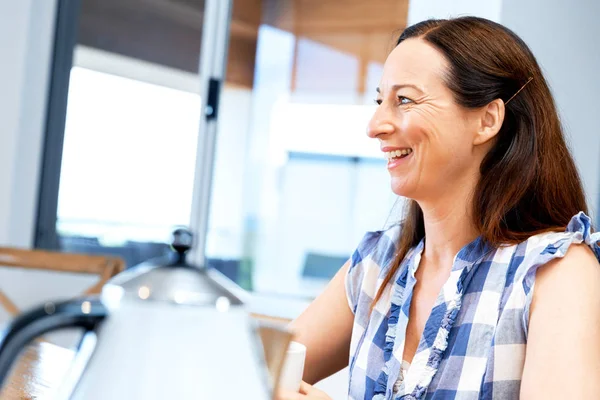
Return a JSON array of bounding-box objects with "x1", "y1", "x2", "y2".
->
[{"x1": 276, "y1": 381, "x2": 332, "y2": 400}]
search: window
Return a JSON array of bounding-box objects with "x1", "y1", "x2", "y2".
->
[
  {"x1": 37, "y1": 0, "x2": 409, "y2": 315},
  {"x1": 58, "y1": 65, "x2": 201, "y2": 245},
  {"x1": 205, "y1": 1, "x2": 409, "y2": 308}
]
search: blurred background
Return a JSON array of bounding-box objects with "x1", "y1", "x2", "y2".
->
[
  {"x1": 0, "y1": 0, "x2": 600, "y2": 318},
  {"x1": 0, "y1": 0, "x2": 599, "y2": 396},
  {"x1": 2, "y1": 0, "x2": 600, "y2": 317}
]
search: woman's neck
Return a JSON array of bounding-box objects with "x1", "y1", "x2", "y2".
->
[{"x1": 417, "y1": 182, "x2": 480, "y2": 269}]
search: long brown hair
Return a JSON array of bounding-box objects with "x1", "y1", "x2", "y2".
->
[{"x1": 373, "y1": 17, "x2": 588, "y2": 306}]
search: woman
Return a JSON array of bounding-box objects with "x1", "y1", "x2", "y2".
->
[{"x1": 278, "y1": 16, "x2": 600, "y2": 400}]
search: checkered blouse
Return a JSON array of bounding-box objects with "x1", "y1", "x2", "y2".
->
[{"x1": 345, "y1": 212, "x2": 600, "y2": 399}]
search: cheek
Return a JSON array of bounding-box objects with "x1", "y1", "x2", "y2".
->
[
  {"x1": 402, "y1": 114, "x2": 471, "y2": 175},
  {"x1": 400, "y1": 113, "x2": 450, "y2": 161},
  {"x1": 399, "y1": 113, "x2": 429, "y2": 143}
]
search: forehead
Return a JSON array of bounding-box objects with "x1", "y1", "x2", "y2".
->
[{"x1": 379, "y1": 38, "x2": 449, "y2": 92}]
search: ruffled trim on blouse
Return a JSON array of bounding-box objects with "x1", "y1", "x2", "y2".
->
[
  {"x1": 522, "y1": 211, "x2": 600, "y2": 336},
  {"x1": 377, "y1": 235, "x2": 494, "y2": 399},
  {"x1": 373, "y1": 242, "x2": 423, "y2": 400}
]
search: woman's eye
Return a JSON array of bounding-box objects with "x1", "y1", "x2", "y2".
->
[
  {"x1": 398, "y1": 96, "x2": 413, "y2": 105},
  {"x1": 374, "y1": 99, "x2": 383, "y2": 105}
]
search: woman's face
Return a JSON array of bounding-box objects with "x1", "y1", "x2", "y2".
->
[{"x1": 368, "y1": 38, "x2": 486, "y2": 201}]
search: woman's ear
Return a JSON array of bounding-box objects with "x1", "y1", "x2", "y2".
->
[{"x1": 474, "y1": 98, "x2": 505, "y2": 145}]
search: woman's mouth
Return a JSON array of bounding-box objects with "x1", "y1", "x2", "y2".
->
[{"x1": 384, "y1": 148, "x2": 413, "y2": 169}]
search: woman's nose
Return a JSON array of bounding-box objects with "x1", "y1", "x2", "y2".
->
[{"x1": 366, "y1": 113, "x2": 395, "y2": 139}]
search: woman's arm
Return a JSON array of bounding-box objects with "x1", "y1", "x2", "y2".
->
[
  {"x1": 521, "y1": 244, "x2": 600, "y2": 399},
  {"x1": 289, "y1": 260, "x2": 355, "y2": 385}
]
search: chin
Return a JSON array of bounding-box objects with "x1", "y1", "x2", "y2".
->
[{"x1": 390, "y1": 180, "x2": 416, "y2": 198}]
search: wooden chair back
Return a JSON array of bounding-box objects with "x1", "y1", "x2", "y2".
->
[{"x1": 0, "y1": 247, "x2": 125, "y2": 316}]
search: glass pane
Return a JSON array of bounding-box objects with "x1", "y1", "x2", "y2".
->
[
  {"x1": 206, "y1": 0, "x2": 409, "y2": 302},
  {"x1": 58, "y1": 68, "x2": 200, "y2": 241},
  {"x1": 56, "y1": 0, "x2": 206, "y2": 267}
]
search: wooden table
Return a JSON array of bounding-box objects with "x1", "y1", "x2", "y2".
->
[{"x1": 0, "y1": 341, "x2": 75, "y2": 399}]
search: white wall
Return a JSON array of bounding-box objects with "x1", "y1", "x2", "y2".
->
[
  {"x1": 500, "y1": 0, "x2": 600, "y2": 218},
  {"x1": 408, "y1": 0, "x2": 502, "y2": 24},
  {"x1": 0, "y1": 0, "x2": 57, "y2": 247}
]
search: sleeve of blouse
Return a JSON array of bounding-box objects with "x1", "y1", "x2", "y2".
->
[
  {"x1": 345, "y1": 230, "x2": 386, "y2": 314},
  {"x1": 521, "y1": 212, "x2": 600, "y2": 335}
]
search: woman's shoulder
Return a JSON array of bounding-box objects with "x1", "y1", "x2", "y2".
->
[
  {"x1": 345, "y1": 223, "x2": 404, "y2": 314},
  {"x1": 511, "y1": 212, "x2": 600, "y2": 284},
  {"x1": 350, "y1": 223, "x2": 403, "y2": 273},
  {"x1": 520, "y1": 213, "x2": 600, "y2": 355},
  {"x1": 494, "y1": 212, "x2": 600, "y2": 333},
  {"x1": 521, "y1": 212, "x2": 599, "y2": 253}
]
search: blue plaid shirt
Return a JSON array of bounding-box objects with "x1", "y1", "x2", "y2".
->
[{"x1": 345, "y1": 212, "x2": 600, "y2": 399}]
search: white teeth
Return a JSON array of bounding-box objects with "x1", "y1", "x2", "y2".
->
[{"x1": 384, "y1": 148, "x2": 412, "y2": 160}]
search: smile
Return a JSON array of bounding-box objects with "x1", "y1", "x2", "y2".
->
[{"x1": 384, "y1": 148, "x2": 413, "y2": 160}]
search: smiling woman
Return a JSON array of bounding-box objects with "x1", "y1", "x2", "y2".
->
[{"x1": 281, "y1": 16, "x2": 600, "y2": 400}]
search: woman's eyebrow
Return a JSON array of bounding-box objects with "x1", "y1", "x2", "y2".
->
[{"x1": 376, "y1": 84, "x2": 424, "y2": 94}]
